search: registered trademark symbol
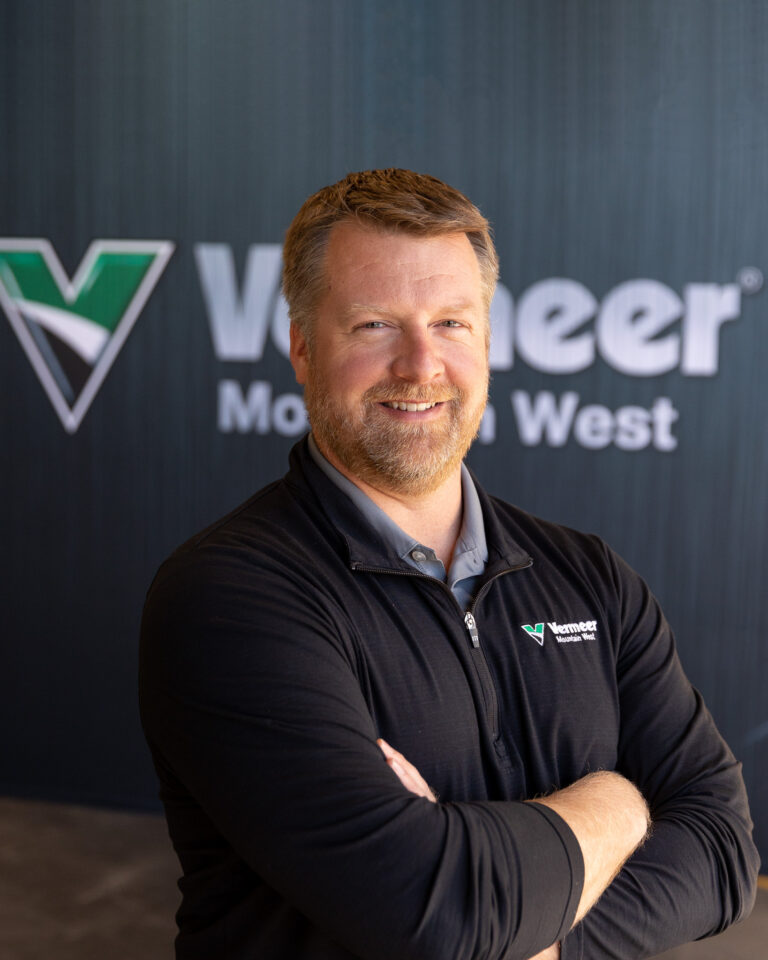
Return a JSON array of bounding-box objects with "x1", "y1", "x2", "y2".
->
[{"x1": 736, "y1": 266, "x2": 763, "y2": 294}]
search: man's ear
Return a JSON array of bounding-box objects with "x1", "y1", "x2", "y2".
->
[{"x1": 289, "y1": 322, "x2": 309, "y2": 385}]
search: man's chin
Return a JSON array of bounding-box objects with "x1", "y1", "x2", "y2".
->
[
  {"x1": 356, "y1": 432, "x2": 470, "y2": 495},
  {"x1": 308, "y1": 400, "x2": 483, "y2": 495}
]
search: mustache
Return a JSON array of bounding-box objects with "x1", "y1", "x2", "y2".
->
[{"x1": 363, "y1": 383, "x2": 463, "y2": 404}]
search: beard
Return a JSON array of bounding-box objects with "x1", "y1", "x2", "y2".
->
[{"x1": 304, "y1": 371, "x2": 489, "y2": 496}]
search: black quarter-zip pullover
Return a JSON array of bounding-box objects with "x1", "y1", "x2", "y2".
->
[{"x1": 139, "y1": 437, "x2": 758, "y2": 960}]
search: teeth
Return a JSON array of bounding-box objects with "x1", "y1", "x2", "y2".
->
[{"x1": 385, "y1": 401, "x2": 439, "y2": 411}]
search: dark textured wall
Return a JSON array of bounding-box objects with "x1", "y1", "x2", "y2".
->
[{"x1": 1, "y1": 0, "x2": 766, "y2": 862}]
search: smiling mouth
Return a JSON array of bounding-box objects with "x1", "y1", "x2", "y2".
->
[{"x1": 382, "y1": 401, "x2": 442, "y2": 412}]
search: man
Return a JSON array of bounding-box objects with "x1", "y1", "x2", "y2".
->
[{"x1": 140, "y1": 169, "x2": 758, "y2": 960}]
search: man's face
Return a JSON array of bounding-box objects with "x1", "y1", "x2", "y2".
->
[{"x1": 290, "y1": 221, "x2": 490, "y2": 497}]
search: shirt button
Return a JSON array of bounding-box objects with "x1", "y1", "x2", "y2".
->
[{"x1": 411, "y1": 549, "x2": 427, "y2": 562}]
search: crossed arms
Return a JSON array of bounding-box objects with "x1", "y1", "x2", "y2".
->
[{"x1": 380, "y1": 737, "x2": 651, "y2": 959}]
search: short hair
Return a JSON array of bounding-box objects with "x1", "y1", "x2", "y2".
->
[{"x1": 282, "y1": 169, "x2": 499, "y2": 342}]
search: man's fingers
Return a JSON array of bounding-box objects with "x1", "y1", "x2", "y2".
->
[
  {"x1": 377, "y1": 738, "x2": 437, "y2": 802},
  {"x1": 377, "y1": 738, "x2": 403, "y2": 764},
  {"x1": 527, "y1": 944, "x2": 560, "y2": 960}
]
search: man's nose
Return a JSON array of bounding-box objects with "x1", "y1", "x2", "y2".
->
[{"x1": 390, "y1": 328, "x2": 444, "y2": 382}]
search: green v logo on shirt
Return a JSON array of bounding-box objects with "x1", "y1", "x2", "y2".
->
[{"x1": 521, "y1": 623, "x2": 546, "y2": 646}]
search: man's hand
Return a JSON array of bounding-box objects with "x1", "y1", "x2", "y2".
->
[
  {"x1": 527, "y1": 944, "x2": 560, "y2": 960},
  {"x1": 377, "y1": 739, "x2": 437, "y2": 802}
]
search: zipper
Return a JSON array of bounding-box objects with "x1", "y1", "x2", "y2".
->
[
  {"x1": 350, "y1": 557, "x2": 533, "y2": 650},
  {"x1": 462, "y1": 560, "x2": 533, "y2": 739},
  {"x1": 350, "y1": 557, "x2": 533, "y2": 740},
  {"x1": 464, "y1": 611, "x2": 480, "y2": 647}
]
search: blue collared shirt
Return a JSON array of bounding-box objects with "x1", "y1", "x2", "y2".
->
[{"x1": 307, "y1": 434, "x2": 488, "y2": 610}]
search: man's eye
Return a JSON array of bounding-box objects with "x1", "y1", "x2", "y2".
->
[
  {"x1": 361, "y1": 321, "x2": 386, "y2": 329},
  {"x1": 440, "y1": 319, "x2": 463, "y2": 328}
]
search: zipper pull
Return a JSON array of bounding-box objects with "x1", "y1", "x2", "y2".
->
[{"x1": 464, "y1": 611, "x2": 480, "y2": 648}]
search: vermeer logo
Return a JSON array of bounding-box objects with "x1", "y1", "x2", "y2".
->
[
  {"x1": 0, "y1": 239, "x2": 174, "y2": 433},
  {"x1": 521, "y1": 619, "x2": 598, "y2": 645},
  {"x1": 520, "y1": 623, "x2": 546, "y2": 646}
]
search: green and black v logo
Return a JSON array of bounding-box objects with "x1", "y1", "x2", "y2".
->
[
  {"x1": 521, "y1": 622, "x2": 546, "y2": 646},
  {"x1": 0, "y1": 239, "x2": 173, "y2": 432}
]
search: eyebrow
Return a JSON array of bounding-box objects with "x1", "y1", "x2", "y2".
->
[{"x1": 345, "y1": 299, "x2": 478, "y2": 318}]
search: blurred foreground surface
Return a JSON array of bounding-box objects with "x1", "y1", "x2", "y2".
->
[
  {"x1": 0, "y1": 796, "x2": 764, "y2": 959},
  {"x1": 0, "y1": 797, "x2": 178, "y2": 960}
]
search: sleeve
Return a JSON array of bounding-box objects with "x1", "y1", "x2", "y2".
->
[
  {"x1": 560, "y1": 546, "x2": 760, "y2": 960},
  {"x1": 139, "y1": 541, "x2": 584, "y2": 960}
]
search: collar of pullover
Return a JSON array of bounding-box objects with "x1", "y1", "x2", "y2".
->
[{"x1": 285, "y1": 436, "x2": 532, "y2": 577}]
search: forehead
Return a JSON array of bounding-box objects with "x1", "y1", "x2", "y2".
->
[{"x1": 321, "y1": 222, "x2": 484, "y2": 308}]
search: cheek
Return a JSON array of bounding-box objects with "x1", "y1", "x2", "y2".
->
[
  {"x1": 335, "y1": 352, "x2": 388, "y2": 390},
  {"x1": 453, "y1": 354, "x2": 489, "y2": 391}
]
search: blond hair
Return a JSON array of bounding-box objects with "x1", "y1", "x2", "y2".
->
[{"x1": 282, "y1": 169, "x2": 498, "y2": 341}]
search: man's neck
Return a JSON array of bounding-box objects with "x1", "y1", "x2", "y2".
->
[
  {"x1": 315, "y1": 439, "x2": 464, "y2": 568},
  {"x1": 361, "y1": 476, "x2": 464, "y2": 569}
]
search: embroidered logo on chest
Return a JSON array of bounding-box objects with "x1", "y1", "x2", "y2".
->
[{"x1": 520, "y1": 619, "x2": 598, "y2": 646}]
